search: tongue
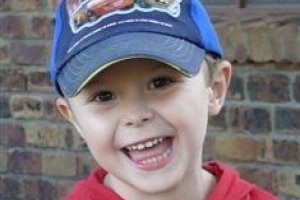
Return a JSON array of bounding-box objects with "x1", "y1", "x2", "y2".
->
[{"x1": 127, "y1": 138, "x2": 172, "y2": 163}]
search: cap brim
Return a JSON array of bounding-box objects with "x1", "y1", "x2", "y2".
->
[{"x1": 58, "y1": 32, "x2": 205, "y2": 97}]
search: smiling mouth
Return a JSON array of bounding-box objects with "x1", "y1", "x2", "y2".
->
[{"x1": 122, "y1": 136, "x2": 174, "y2": 170}]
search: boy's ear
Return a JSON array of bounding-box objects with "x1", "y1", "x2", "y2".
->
[
  {"x1": 208, "y1": 60, "x2": 232, "y2": 116},
  {"x1": 56, "y1": 98, "x2": 86, "y2": 139},
  {"x1": 56, "y1": 98, "x2": 73, "y2": 122}
]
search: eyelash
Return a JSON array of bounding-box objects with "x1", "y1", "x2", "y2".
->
[
  {"x1": 90, "y1": 90, "x2": 116, "y2": 103},
  {"x1": 148, "y1": 76, "x2": 175, "y2": 90},
  {"x1": 88, "y1": 76, "x2": 176, "y2": 103}
]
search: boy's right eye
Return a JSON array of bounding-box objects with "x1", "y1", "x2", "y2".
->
[{"x1": 91, "y1": 90, "x2": 116, "y2": 102}]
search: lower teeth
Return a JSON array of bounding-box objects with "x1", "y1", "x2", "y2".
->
[{"x1": 140, "y1": 148, "x2": 171, "y2": 165}]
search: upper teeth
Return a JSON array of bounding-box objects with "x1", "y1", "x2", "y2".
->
[{"x1": 126, "y1": 137, "x2": 164, "y2": 152}]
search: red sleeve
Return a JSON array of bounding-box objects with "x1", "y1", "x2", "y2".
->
[{"x1": 204, "y1": 162, "x2": 279, "y2": 200}]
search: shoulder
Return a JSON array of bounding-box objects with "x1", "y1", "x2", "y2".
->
[{"x1": 204, "y1": 161, "x2": 279, "y2": 200}]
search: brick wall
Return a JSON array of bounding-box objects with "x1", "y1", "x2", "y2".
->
[{"x1": 0, "y1": 1, "x2": 299, "y2": 199}]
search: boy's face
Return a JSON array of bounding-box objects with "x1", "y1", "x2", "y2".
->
[{"x1": 57, "y1": 58, "x2": 231, "y2": 196}]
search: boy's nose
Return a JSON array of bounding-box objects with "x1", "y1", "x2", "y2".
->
[{"x1": 121, "y1": 107, "x2": 155, "y2": 127}]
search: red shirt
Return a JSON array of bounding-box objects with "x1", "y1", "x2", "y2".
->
[{"x1": 67, "y1": 162, "x2": 279, "y2": 200}]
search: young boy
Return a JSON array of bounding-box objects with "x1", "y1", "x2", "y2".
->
[{"x1": 50, "y1": 0, "x2": 279, "y2": 199}]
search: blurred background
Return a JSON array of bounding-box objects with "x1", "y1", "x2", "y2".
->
[{"x1": 0, "y1": 0, "x2": 299, "y2": 199}]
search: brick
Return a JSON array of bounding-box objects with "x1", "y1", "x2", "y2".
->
[
  {"x1": 56, "y1": 180, "x2": 76, "y2": 200},
  {"x1": 203, "y1": 135, "x2": 216, "y2": 160},
  {"x1": 42, "y1": 152, "x2": 76, "y2": 177},
  {"x1": 9, "y1": 0, "x2": 45, "y2": 11},
  {"x1": 278, "y1": 169, "x2": 300, "y2": 197},
  {"x1": 77, "y1": 153, "x2": 97, "y2": 177},
  {"x1": 228, "y1": 106, "x2": 271, "y2": 134},
  {"x1": 8, "y1": 149, "x2": 41, "y2": 174},
  {"x1": 10, "y1": 95, "x2": 43, "y2": 119},
  {"x1": 279, "y1": 195, "x2": 300, "y2": 200},
  {"x1": 266, "y1": 21, "x2": 282, "y2": 63},
  {"x1": 216, "y1": 16, "x2": 300, "y2": 64},
  {"x1": 247, "y1": 21, "x2": 273, "y2": 63},
  {"x1": 295, "y1": 174, "x2": 300, "y2": 185},
  {"x1": 0, "y1": 68, "x2": 27, "y2": 91},
  {"x1": 59, "y1": 126, "x2": 87, "y2": 150},
  {"x1": 229, "y1": 21, "x2": 248, "y2": 62},
  {"x1": 61, "y1": 127, "x2": 76, "y2": 149},
  {"x1": 11, "y1": 42, "x2": 47, "y2": 65},
  {"x1": 275, "y1": 107, "x2": 300, "y2": 134},
  {"x1": 0, "y1": 15, "x2": 25, "y2": 38},
  {"x1": 44, "y1": 105, "x2": 66, "y2": 122},
  {"x1": 60, "y1": 127, "x2": 74, "y2": 149},
  {"x1": 280, "y1": 23, "x2": 300, "y2": 63},
  {"x1": 28, "y1": 71, "x2": 52, "y2": 92},
  {"x1": 0, "y1": 1, "x2": 10, "y2": 11},
  {"x1": 234, "y1": 43, "x2": 248, "y2": 64},
  {"x1": 238, "y1": 166, "x2": 278, "y2": 194},
  {"x1": 215, "y1": 22, "x2": 235, "y2": 62},
  {"x1": 293, "y1": 75, "x2": 300, "y2": 103},
  {"x1": 208, "y1": 107, "x2": 227, "y2": 132},
  {"x1": 0, "y1": 149, "x2": 8, "y2": 172},
  {"x1": 0, "y1": 176, "x2": 3, "y2": 198},
  {"x1": 0, "y1": 124, "x2": 9, "y2": 145},
  {"x1": 20, "y1": 177, "x2": 67, "y2": 200},
  {"x1": 273, "y1": 140, "x2": 299, "y2": 164},
  {"x1": 245, "y1": 17, "x2": 300, "y2": 63},
  {"x1": 39, "y1": 179, "x2": 59, "y2": 200},
  {"x1": 25, "y1": 124, "x2": 60, "y2": 148},
  {"x1": 31, "y1": 15, "x2": 54, "y2": 39},
  {"x1": 7, "y1": 126, "x2": 25, "y2": 148},
  {"x1": 43, "y1": 97, "x2": 63, "y2": 121},
  {"x1": 2, "y1": 176, "x2": 22, "y2": 199},
  {"x1": 47, "y1": 0, "x2": 60, "y2": 10},
  {"x1": 227, "y1": 74, "x2": 245, "y2": 101},
  {"x1": 0, "y1": 40, "x2": 9, "y2": 64},
  {"x1": 0, "y1": 95, "x2": 10, "y2": 118},
  {"x1": 23, "y1": 178, "x2": 41, "y2": 200},
  {"x1": 248, "y1": 74, "x2": 290, "y2": 103},
  {"x1": 0, "y1": 123, "x2": 25, "y2": 147},
  {"x1": 259, "y1": 139, "x2": 274, "y2": 162},
  {"x1": 215, "y1": 136, "x2": 261, "y2": 161}
]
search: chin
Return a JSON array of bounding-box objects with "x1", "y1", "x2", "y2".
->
[{"x1": 127, "y1": 162, "x2": 187, "y2": 195}]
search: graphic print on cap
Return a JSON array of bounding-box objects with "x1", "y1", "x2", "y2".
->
[{"x1": 67, "y1": 0, "x2": 182, "y2": 33}]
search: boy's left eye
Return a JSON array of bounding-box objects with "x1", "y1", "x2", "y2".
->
[{"x1": 148, "y1": 76, "x2": 174, "y2": 90}]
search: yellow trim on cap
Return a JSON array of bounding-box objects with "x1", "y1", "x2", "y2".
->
[{"x1": 74, "y1": 57, "x2": 192, "y2": 96}]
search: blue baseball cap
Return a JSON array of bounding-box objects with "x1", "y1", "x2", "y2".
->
[{"x1": 51, "y1": 0, "x2": 223, "y2": 97}]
